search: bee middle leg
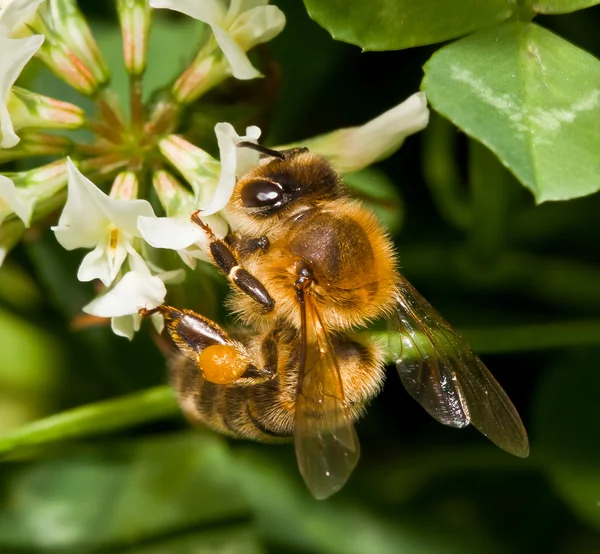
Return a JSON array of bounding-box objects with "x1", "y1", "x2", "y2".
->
[
  {"x1": 141, "y1": 305, "x2": 276, "y2": 386},
  {"x1": 190, "y1": 211, "x2": 274, "y2": 313}
]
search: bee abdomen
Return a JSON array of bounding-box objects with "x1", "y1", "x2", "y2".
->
[{"x1": 168, "y1": 353, "x2": 292, "y2": 442}]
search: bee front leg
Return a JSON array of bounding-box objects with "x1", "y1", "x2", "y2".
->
[
  {"x1": 140, "y1": 305, "x2": 275, "y2": 386},
  {"x1": 191, "y1": 211, "x2": 274, "y2": 313}
]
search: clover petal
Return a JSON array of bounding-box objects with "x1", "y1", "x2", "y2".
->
[
  {"x1": 83, "y1": 270, "x2": 166, "y2": 319},
  {"x1": 53, "y1": 159, "x2": 156, "y2": 286},
  {"x1": 0, "y1": 34, "x2": 44, "y2": 148},
  {"x1": 202, "y1": 122, "x2": 260, "y2": 215},
  {"x1": 0, "y1": 174, "x2": 35, "y2": 225},
  {"x1": 0, "y1": 0, "x2": 44, "y2": 37},
  {"x1": 149, "y1": 0, "x2": 227, "y2": 26}
]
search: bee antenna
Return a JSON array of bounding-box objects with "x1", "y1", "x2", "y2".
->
[{"x1": 237, "y1": 141, "x2": 286, "y2": 160}]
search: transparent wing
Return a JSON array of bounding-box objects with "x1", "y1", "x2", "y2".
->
[
  {"x1": 388, "y1": 276, "x2": 529, "y2": 457},
  {"x1": 294, "y1": 286, "x2": 360, "y2": 500}
]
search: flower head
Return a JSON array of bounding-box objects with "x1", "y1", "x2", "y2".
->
[
  {"x1": 150, "y1": 0, "x2": 285, "y2": 80},
  {"x1": 52, "y1": 159, "x2": 155, "y2": 287},
  {"x1": 0, "y1": 0, "x2": 430, "y2": 344},
  {"x1": 82, "y1": 247, "x2": 183, "y2": 340}
]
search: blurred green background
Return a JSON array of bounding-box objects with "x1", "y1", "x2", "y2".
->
[{"x1": 2, "y1": 1, "x2": 600, "y2": 552}]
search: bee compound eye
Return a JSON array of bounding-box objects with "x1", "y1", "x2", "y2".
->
[{"x1": 241, "y1": 179, "x2": 284, "y2": 208}]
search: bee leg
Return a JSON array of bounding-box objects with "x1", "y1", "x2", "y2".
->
[
  {"x1": 191, "y1": 211, "x2": 274, "y2": 313},
  {"x1": 140, "y1": 305, "x2": 275, "y2": 386}
]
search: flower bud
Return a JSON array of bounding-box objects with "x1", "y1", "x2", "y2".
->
[
  {"x1": 8, "y1": 86, "x2": 85, "y2": 132},
  {"x1": 117, "y1": 0, "x2": 151, "y2": 76},
  {"x1": 158, "y1": 135, "x2": 220, "y2": 206},
  {"x1": 0, "y1": 132, "x2": 71, "y2": 163},
  {"x1": 0, "y1": 158, "x2": 68, "y2": 227},
  {"x1": 35, "y1": 37, "x2": 98, "y2": 96},
  {"x1": 152, "y1": 169, "x2": 194, "y2": 216},
  {"x1": 172, "y1": 41, "x2": 229, "y2": 105},
  {"x1": 34, "y1": 0, "x2": 110, "y2": 95},
  {"x1": 110, "y1": 171, "x2": 138, "y2": 200},
  {"x1": 45, "y1": 0, "x2": 109, "y2": 86}
]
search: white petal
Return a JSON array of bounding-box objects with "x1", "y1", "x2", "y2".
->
[
  {"x1": 83, "y1": 271, "x2": 166, "y2": 318},
  {"x1": 151, "y1": 312, "x2": 164, "y2": 334},
  {"x1": 53, "y1": 159, "x2": 155, "y2": 250},
  {"x1": 138, "y1": 215, "x2": 209, "y2": 250},
  {"x1": 53, "y1": 159, "x2": 110, "y2": 249},
  {"x1": 0, "y1": 0, "x2": 44, "y2": 36},
  {"x1": 0, "y1": 174, "x2": 35, "y2": 225},
  {"x1": 126, "y1": 245, "x2": 152, "y2": 276},
  {"x1": 212, "y1": 25, "x2": 260, "y2": 80},
  {"x1": 149, "y1": 0, "x2": 226, "y2": 25},
  {"x1": 236, "y1": 125, "x2": 261, "y2": 173},
  {"x1": 77, "y1": 243, "x2": 111, "y2": 285},
  {"x1": 111, "y1": 314, "x2": 141, "y2": 341},
  {"x1": 0, "y1": 35, "x2": 44, "y2": 148},
  {"x1": 287, "y1": 92, "x2": 430, "y2": 174},
  {"x1": 230, "y1": 5, "x2": 285, "y2": 51},
  {"x1": 202, "y1": 122, "x2": 260, "y2": 215}
]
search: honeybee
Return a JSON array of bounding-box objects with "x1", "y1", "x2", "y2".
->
[{"x1": 142, "y1": 143, "x2": 529, "y2": 499}]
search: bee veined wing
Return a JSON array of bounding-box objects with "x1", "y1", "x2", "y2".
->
[
  {"x1": 294, "y1": 287, "x2": 360, "y2": 500},
  {"x1": 388, "y1": 276, "x2": 529, "y2": 458}
]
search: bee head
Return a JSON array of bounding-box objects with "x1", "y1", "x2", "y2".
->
[{"x1": 231, "y1": 142, "x2": 341, "y2": 219}]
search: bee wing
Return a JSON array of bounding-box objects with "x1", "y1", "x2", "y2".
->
[
  {"x1": 294, "y1": 287, "x2": 360, "y2": 500},
  {"x1": 388, "y1": 276, "x2": 529, "y2": 457}
]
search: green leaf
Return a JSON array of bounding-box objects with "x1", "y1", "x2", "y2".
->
[
  {"x1": 423, "y1": 22, "x2": 600, "y2": 202},
  {"x1": 303, "y1": 0, "x2": 516, "y2": 50},
  {"x1": 534, "y1": 349, "x2": 600, "y2": 530},
  {"x1": 531, "y1": 0, "x2": 600, "y2": 13},
  {"x1": 0, "y1": 433, "x2": 250, "y2": 549}
]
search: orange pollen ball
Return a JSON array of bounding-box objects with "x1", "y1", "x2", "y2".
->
[{"x1": 199, "y1": 344, "x2": 248, "y2": 385}]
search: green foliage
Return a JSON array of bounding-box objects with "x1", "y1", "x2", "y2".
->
[
  {"x1": 423, "y1": 23, "x2": 600, "y2": 202},
  {"x1": 303, "y1": 0, "x2": 516, "y2": 50}
]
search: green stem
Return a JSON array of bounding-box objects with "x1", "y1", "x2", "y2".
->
[
  {"x1": 370, "y1": 320, "x2": 600, "y2": 358},
  {"x1": 422, "y1": 112, "x2": 471, "y2": 231},
  {"x1": 130, "y1": 73, "x2": 144, "y2": 134},
  {"x1": 0, "y1": 386, "x2": 178, "y2": 458}
]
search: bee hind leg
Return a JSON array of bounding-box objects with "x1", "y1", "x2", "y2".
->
[{"x1": 141, "y1": 305, "x2": 275, "y2": 386}]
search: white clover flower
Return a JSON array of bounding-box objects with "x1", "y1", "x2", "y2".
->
[
  {"x1": 0, "y1": 158, "x2": 68, "y2": 230},
  {"x1": 149, "y1": 0, "x2": 285, "y2": 80},
  {"x1": 0, "y1": 0, "x2": 46, "y2": 148},
  {"x1": 138, "y1": 122, "x2": 258, "y2": 266},
  {"x1": 0, "y1": 35, "x2": 44, "y2": 148},
  {"x1": 83, "y1": 246, "x2": 184, "y2": 340},
  {"x1": 280, "y1": 92, "x2": 430, "y2": 174},
  {"x1": 0, "y1": 174, "x2": 35, "y2": 225},
  {"x1": 52, "y1": 159, "x2": 155, "y2": 287}
]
